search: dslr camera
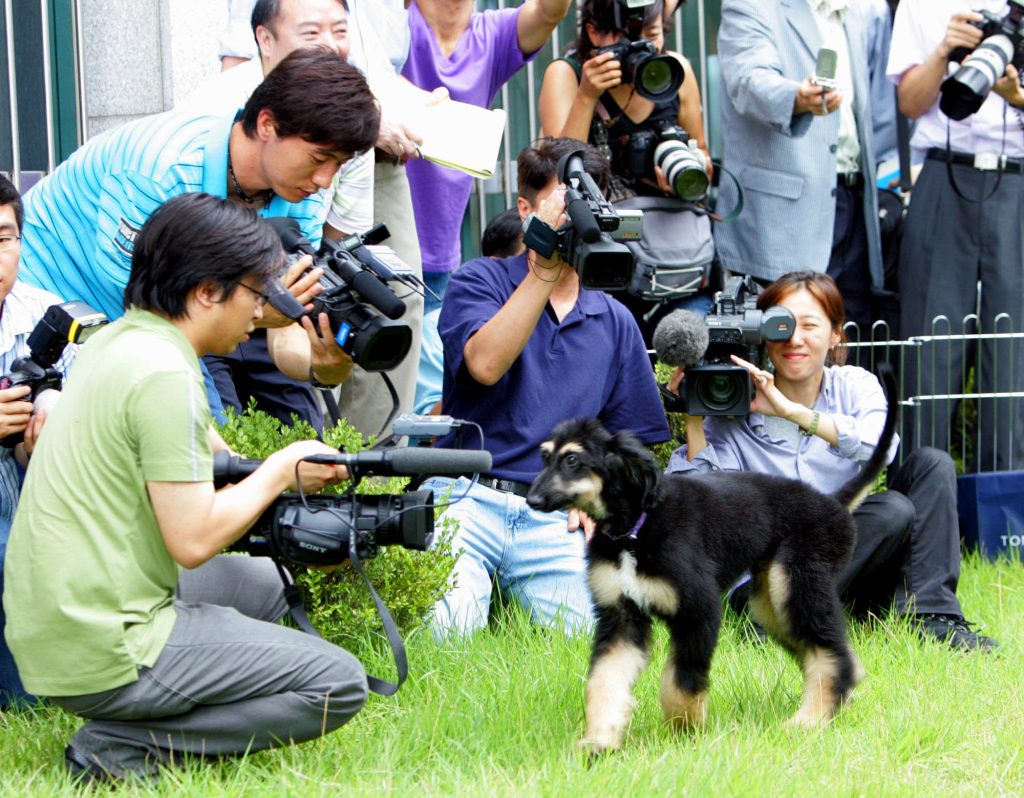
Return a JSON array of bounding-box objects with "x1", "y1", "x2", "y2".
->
[
  {"x1": 941, "y1": 0, "x2": 1024, "y2": 120},
  {"x1": 270, "y1": 219, "x2": 412, "y2": 373},
  {"x1": 680, "y1": 276, "x2": 795, "y2": 416},
  {"x1": 0, "y1": 301, "x2": 108, "y2": 446},
  {"x1": 215, "y1": 444, "x2": 492, "y2": 564},
  {"x1": 522, "y1": 149, "x2": 638, "y2": 291},
  {"x1": 594, "y1": 0, "x2": 684, "y2": 103},
  {"x1": 623, "y1": 120, "x2": 710, "y2": 201}
]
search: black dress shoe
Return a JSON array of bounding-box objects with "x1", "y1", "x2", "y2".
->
[{"x1": 916, "y1": 614, "x2": 999, "y2": 652}]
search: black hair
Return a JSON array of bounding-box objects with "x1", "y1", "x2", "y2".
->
[
  {"x1": 517, "y1": 137, "x2": 612, "y2": 206},
  {"x1": 124, "y1": 193, "x2": 282, "y2": 318},
  {"x1": 0, "y1": 174, "x2": 23, "y2": 232},
  {"x1": 572, "y1": 0, "x2": 664, "y2": 62},
  {"x1": 251, "y1": 0, "x2": 349, "y2": 37},
  {"x1": 241, "y1": 47, "x2": 379, "y2": 157},
  {"x1": 481, "y1": 208, "x2": 525, "y2": 258}
]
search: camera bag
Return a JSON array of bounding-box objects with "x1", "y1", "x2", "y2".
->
[{"x1": 612, "y1": 194, "x2": 714, "y2": 302}]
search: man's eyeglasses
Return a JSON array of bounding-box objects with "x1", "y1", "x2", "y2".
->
[
  {"x1": 237, "y1": 281, "x2": 269, "y2": 306},
  {"x1": 0, "y1": 235, "x2": 21, "y2": 252}
]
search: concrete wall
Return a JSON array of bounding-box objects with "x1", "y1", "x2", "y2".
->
[{"x1": 81, "y1": 0, "x2": 227, "y2": 138}]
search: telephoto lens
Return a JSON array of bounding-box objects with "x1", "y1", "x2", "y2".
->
[
  {"x1": 655, "y1": 139, "x2": 709, "y2": 202},
  {"x1": 941, "y1": 34, "x2": 1016, "y2": 120}
]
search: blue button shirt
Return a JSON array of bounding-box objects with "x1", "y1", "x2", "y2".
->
[
  {"x1": 18, "y1": 110, "x2": 328, "y2": 322},
  {"x1": 435, "y1": 253, "x2": 670, "y2": 482},
  {"x1": 666, "y1": 364, "x2": 899, "y2": 494}
]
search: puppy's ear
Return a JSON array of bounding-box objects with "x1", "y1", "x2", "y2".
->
[{"x1": 609, "y1": 431, "x2": 660, "y2": 504}]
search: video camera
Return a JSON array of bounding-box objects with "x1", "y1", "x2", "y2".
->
[
  {"x1": 0, "y1": 301, "x2": 108, "y2": 447},
  {"x1": 267, "y1": 218, "x2": 412, "y2": 372},
  {"x1": 675, "y1": 276, "x2": 795, "y2": 416},
  {"x1": 941, "y1": 1, "x2": 1024, "y2": 120},
  {"x1": 595, "y1": 0, "x2": 684, "y2": 104},
  {"x1": 214, "y1": 445, "x2": 492, "y2": 563},
  {"x1": 522, "y1": 149, "x2": 638, "y2": 291},
  {"x1": 623, "y1": 120, "x2": 710, "y2": 202}
]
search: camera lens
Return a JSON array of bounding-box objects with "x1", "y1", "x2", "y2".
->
[
  {"x1": 940, "y1": 34, "x2": 1014, "y2": 120},
  {"x1": 655, "y1": 139, "x2": 709, "y2": 202},
  {"x1": 698, "y1": 372, "x2": 742, "y2": 412},
  {"x1": 635, "y1": 55, "x2": 684, "y2": 103}
]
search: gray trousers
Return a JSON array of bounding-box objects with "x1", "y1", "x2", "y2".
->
[
  {"x1": 336, "y1": 160, "x2": 424, "y2": 438},
  {"x1": 898, "y1": 156, "x2": 1024, "y2": 472},
  {"x1": 51, "y1": 556, "x2": 367, "y2": 779}
]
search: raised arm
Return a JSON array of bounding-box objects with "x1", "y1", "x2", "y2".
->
[{"x1": 516, "y1": 0, "x2": 573, "y2": 56}]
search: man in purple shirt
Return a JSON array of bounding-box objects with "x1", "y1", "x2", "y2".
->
[
  {"x1": 421, "y1": 139, "x2": 670, "y2": 638},
  {"x1": 402, "y1": 0, "x2": 573, "y2": 308}
]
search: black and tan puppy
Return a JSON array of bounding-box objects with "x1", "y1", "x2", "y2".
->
[{"x1": 527, "y1": 367, "x2": 897, "y2": 753}]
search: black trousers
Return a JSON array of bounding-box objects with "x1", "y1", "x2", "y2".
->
[
  {"x1": 898, "y1": 157, "x2": 1024, "y2": 472},
  {"x1": 840, "y1": 447, "x2": 963, "y2": 618},
  {"x1": 826, "y1": 182, "x2": 872, "y2": 336}
]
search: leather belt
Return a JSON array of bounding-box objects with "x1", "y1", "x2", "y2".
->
[
  {"x1": 472, "y1": 476, "x2": 533, "y2": 498},
  {"x1": 926, "y1": 147, "x2": 1024, "y2": 174},
  {"x1": 836, "y1": 172, "x2": 863, "y2": 188}
]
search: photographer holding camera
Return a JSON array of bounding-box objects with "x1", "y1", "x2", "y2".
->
[
  {"x1": 420, "y1": 138, "x2": 669, "y2": 638},
  {"x1": 2, "y1": 194, "x2": 367, "y2": 783},
  {"x1": 887, "y1": 0, "x2": 1024, "y2": 471},
  {"x1": 0, "y1": 176, "x2": 79, "y2": 710},
  {"x1": 539, "y1": 0, "x2": 714, "y2": 338},
  {"x1": 663, "y1": 271, "x2": 996, "y2": 651},
  {"x1": 715, "y1": 0, "x2": 889, "y2": 334}
]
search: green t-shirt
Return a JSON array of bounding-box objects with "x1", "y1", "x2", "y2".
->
[{"x1": 2, "y1": 308, "x2": 213, "y2": 696}]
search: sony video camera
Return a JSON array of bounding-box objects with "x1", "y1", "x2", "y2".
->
[
  {"x1": 269, "y1": 218, "x2": 412, "y2": 372},
  {"x1": 941, "y1": 1, "x2": 1024, "y2": 120},
  {"x1": 0, "y1": 301, "x2": 108, "y2": 447},
  {"x1": 594, "y1": 0, "x2": 684, "y2": 103},
  {"x1": 680, "y1": 276, "x2": 795, "y2": 416},
  {"x1": 522, "y1": 149, "x2": 637, "y2": 291},
  {"x1": 622, "y1": 120, "x2": 710, "y2": 201},
  {"x1": 214, "y1": 444, "x2": 492, "y2": 564}
]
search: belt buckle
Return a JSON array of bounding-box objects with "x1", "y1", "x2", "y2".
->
[{"x1": 974, "y1": 152, "x2": 1002, "y2": 171}]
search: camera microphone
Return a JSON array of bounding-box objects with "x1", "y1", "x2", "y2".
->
[
  {"x1": 652, "y1": 309, "x2": 709, "y2": 368},
  {"x1": 565, "y1": 191, "x2": 603, "y2": 243}
]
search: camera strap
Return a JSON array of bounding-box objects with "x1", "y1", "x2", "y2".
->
[
  {"x1": 941, "y1": 120, "x2": 1005, "y2": 204},
  {"x1": 270, "y1": 542, "x2": 409, "y2": 696}
]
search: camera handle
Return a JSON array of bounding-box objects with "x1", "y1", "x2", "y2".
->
[{"x1": 268, "y1": 524, "x2": 408, "y2": 696}]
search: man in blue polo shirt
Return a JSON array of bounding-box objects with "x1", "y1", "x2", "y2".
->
[
  {"x1": 422, "y1": 139, "x2": 670, "y2": 638},
  {"x1": 17, "y1": 48, "x2": 378, "y2": 423}
]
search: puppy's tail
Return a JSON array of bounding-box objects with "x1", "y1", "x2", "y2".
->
[{"x1": 833, "y1": 362, "x2": 898, "y2": 512}]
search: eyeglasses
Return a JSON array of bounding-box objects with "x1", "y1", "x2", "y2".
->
[
  {"x1": 0, "y1": 235, "x2": 21, "y2": 252},
  {"x1": 237, "y1": 281, "x2": 269, "y2": 306}
]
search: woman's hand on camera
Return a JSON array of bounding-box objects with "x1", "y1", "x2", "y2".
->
[
  {"x1": 730, "y1": 354, "x2": 796, "y2": 419},
  {"x1": 580, "y1": 51, "x2": 623, "y2": 99}
]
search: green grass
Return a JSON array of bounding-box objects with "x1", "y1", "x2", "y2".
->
[{"x1": 2, "y1": 552, "x2": 1023, "y2": 797}]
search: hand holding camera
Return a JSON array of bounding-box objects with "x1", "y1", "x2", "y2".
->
[
  {"x1": 0, "y1": 384, "x2": 33, "y2": 440},
  {"x1": 580, "y1": 50, "x2": 624, "y2": 100}
]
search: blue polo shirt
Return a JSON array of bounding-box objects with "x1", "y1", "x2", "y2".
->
[
  {"x1": 18, "y1": 110, "x2": 328, "y2": 322},
  {"x1": 436, "y1": 253, "x2": 670, "y2": 482}
]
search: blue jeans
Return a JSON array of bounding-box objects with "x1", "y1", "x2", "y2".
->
[
  {"x1": 0, "y1": 516, "x2": 32, "y2": 708},
  {"x1": 422, "y1": 477, "x2": 593, "y2": 638},
  {"x1": 422, "y1": 271, "x2": 451, "y2": 317}
]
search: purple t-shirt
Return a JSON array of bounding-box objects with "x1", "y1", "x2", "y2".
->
[
  {"x1": 434, "y1": 253, "x2": 671, "y2": 482},
  {"x1": 402, "y1": 3, "x2": 535, "y2": 274}
]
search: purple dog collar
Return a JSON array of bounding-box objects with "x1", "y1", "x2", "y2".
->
[{"x1": 626, "y1": 511, "x2": 648, "y2": 540}]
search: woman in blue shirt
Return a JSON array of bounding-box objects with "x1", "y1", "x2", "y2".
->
[{"x1": 666, "y1": 271, "x2": 996, "y2": 651}]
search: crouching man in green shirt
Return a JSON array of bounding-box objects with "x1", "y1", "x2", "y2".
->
[{"x1": 2, "y1": 193, "x2": 366, "y2": 783}]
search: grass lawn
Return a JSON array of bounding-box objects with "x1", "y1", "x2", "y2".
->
[{"x1": 1, "y1": 552, "x2": 1021, "y2": 797}]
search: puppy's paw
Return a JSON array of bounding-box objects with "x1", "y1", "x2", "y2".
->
[
  {"x1": 577, "y1": 736, "x2": 621, "y2": 758},
  {"x1": 785, "y1": 705, "x2": 833, "y2": 730}
]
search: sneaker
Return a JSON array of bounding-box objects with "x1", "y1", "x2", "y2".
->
[{"x1": 916, "y1": 613, "x2": 999, "y2": 652}]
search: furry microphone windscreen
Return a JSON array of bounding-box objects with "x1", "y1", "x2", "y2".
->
[{"x1": 652, "y1": 309, "x2": 710, "y2": 368}]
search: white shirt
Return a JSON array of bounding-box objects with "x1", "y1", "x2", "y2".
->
[
  {"x1": 887, "y1": 0, "x2": 1024, "y2": 158},
  {"x1": 178, "y1": 58, "x2": 374, "y2": 234},
  {"x1": 807, "y1": 0, "x2": 862, "y2": 174}
]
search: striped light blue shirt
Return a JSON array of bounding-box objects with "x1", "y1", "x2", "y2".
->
[
  {"x1": 18, "y1": 110, "x2": 328, "y2": 322},
  {"x1": 0, "y1": 281, "x2": 77, "y2": 527}
]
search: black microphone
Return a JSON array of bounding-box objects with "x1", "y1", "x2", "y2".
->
[
  {"x1": 213, "y1": 447, "x2": 493, "y2": 484},
  {"x1": 652, "y1": 309, "x2": 709, "y2": 368},
  {"x1": 350, "y1": 243, "x2": 398, "y2": 282},
  {"x1": 565, "y1": 190, "x2": 602, "y2": 244}
]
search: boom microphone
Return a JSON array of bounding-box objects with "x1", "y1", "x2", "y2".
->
[
  {"x1": 652, "y1": 309, "x2": 709, "y2": 368},
  {"x1": 213, "y1": 447, "x2": 493, "y2": 484}
]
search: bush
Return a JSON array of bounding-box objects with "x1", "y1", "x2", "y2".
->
[{"x1": 216, "y1": 401, "x2": 458, "y2": 651}]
